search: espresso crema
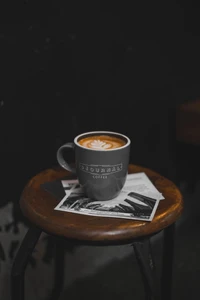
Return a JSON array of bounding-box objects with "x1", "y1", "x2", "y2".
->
[{"x1": 78, "y1": 135, "x2": 126, "y2": 150}]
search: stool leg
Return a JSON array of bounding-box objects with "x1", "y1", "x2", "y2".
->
[
  {"x1": 161, "y1": 223, "x2": 175, "y2": 300},
  {"x1": 11, "y1": 226, "x2": 42, "y2": 300},
  {"x1": 133, "y1": 239, "x2": 160, "y2": 300},
  {"x1": 48, "y1": 238, "x2": 65, "y2": 300}
]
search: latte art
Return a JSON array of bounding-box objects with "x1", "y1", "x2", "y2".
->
[
  {"x1": 86, "y1": 139, "x2": 112, "y2": 150},
  {"x1": 78, "y1": 135, "x2": 126, "y2": 150}
]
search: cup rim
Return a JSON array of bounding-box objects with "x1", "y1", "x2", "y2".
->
[{"x1": 74, "y1": 131, "x2": 131, "y2": 151}]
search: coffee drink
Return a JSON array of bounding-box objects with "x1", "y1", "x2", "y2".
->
[
  {"x1": 78, "y1": 135, "x2": 126, "y2": 150},
  {"x1": 57, "y1": 131, "x2": 131, "y2": 201}
]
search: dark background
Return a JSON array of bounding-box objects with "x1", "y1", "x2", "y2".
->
[{"x1": 0, "y1": 1, "x2": 199, "y2": 203}]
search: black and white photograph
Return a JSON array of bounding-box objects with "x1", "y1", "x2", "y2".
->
[
  {"x1": 61, "y1": 179, "x2": 80, "y2": 192},
  {"x1": 59, "y1": 188, "x2": 91, "y2": 210},
  {"x1": 55, "y1": 174, "x2": 161, "y2": 221},
  {"x1": 123, "y1": 173, "x2": 164, "y2": 200}
]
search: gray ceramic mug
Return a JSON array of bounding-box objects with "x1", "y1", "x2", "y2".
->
[{"x1": 56, "y1": 131, "x2": 131, "y2": 201}]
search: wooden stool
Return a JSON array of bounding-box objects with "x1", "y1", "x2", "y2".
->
[
  {"x1": 176, "y1": 99, "x2": 200, "y2": 145},
  {"x1": 176, "y1": 99, "x2": 200, "y2": 189},
  {"x1": 11, "y1": 164, "x2": 183, "y2": 300}
]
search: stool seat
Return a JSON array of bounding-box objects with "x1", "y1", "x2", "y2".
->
[
  {"x1": 20, "y1": 164, "x2": 183, "y2": 244},
  {"x1": 176, "y1": 99, "x2": 200, "y2": 145}
]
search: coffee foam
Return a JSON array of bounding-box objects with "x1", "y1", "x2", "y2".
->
[{"x1": 78, "y1": 135, "x2": 126, "y2": 150}]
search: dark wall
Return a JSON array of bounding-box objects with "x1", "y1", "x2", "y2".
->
[{"x1": 1, "y1": 1, "x2": 200, "y2": 201}]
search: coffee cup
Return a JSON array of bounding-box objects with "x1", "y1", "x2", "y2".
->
[{"x1": 56, "y1": 131, "x2": 131, "y2": 201}]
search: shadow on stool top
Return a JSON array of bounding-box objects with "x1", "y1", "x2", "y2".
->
[{"x1": 20, "y1": 165, "x2": 183, "y2": 245}]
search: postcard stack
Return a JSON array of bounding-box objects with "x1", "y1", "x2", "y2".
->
[{"x1": 53, "y1": 173, "x2": 164, "y2": 221}]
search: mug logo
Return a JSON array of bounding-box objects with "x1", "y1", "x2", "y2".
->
[{"x1": 79, "y1": 163, "x2": 123, "y2": 176}]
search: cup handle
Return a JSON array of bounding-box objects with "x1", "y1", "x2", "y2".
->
[{"x1": 56, "y1": 143, "x2": 76, "y2": 173}]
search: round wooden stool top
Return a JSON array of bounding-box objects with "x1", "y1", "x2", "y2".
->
[{"x1": 20, "y1": 165, "x2": 183, "y2": 245}]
